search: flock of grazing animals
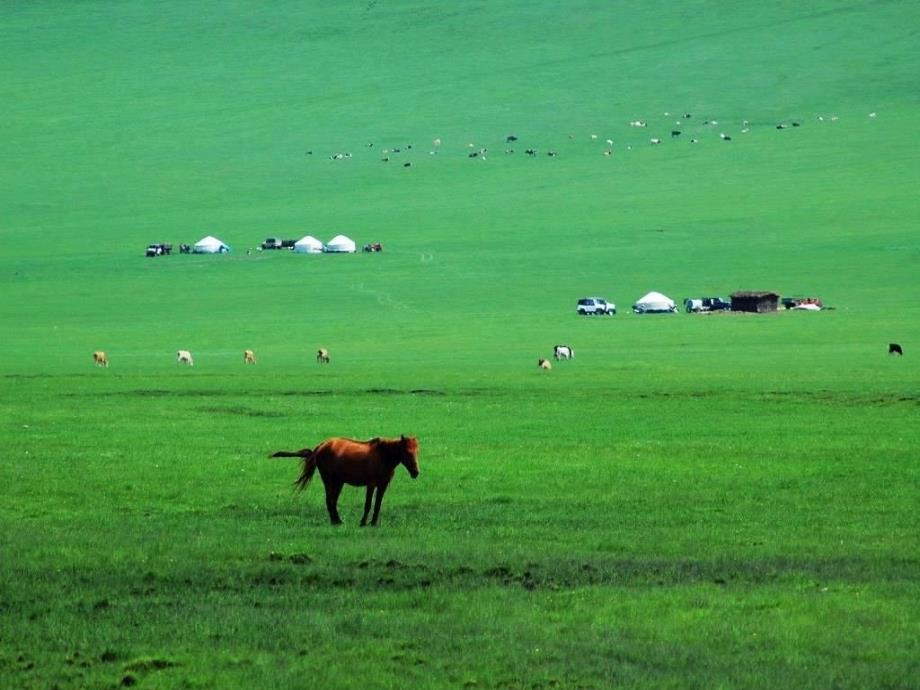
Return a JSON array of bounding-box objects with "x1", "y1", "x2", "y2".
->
[
  {"x1": 94, "y1": 341, "x2": 904, "y2": 372},
  {"x1": 314, "y1": 111, "x2": 871, "y2": 167},
  {"x1": 91, "y1": 348, "x2": 331, "y2": 368}
]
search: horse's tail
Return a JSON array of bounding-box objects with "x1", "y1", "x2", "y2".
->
[
  {"x1": 293, "y1": 455, "x2": 318, "y2": 491},
  {"x1": 270, "y1": 448, "x2": 313, "y2": 459},
  {"x1": 270, "y1": 448, "x2": 318, "y2": 491}
]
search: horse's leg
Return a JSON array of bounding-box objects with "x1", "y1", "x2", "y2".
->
[
  {"x1": 360, "y1": 486, "x2": 375, "y2": 527},
  {"x1": 370, "y1": 482, "x2": 389, "y2": 526},
  {"x1": 324, "y1": 480, "x2": 344, "y2": 525}
]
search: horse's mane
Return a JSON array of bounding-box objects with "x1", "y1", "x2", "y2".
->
[{"x1": 364, "y1": 436, "x2": 417, "y2": 466}]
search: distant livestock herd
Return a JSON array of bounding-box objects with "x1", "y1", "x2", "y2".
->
[
  {"x1": 309, "y1": 111, "x2": 875, "y2": 167},
  {"x1": 92, "y1": 340, "x2": 904, "y2": 371},
  {"x1": 92, "y1": 348, "x2": 331, "y2": 368}
]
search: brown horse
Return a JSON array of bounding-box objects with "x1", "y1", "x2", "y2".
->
[{"x1": 270, "y1": 436, "x2": 419, "y2": 526}]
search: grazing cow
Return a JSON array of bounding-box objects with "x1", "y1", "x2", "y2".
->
[
  {"x1": 92, "y1": 351, "x2": 109, "y2": 368},
  {"x1": 683, "y1": 113, "x2": 692, "y2": 118},
  {"x1": 403, "y1": 162, "x2": 412, "y2": 168},
  {"x1": 650, "y1": 138, "x2": 661, "y2": 145},
  {"x1": 720, "y1": 133, "x2": 732, "y2": 141},
  {"x1": 469, "y1": 151, "x2": 479, "y2": 158},
  {"x1": 538, "y1": 358, "x2": 552, "y2": 370},
  {"x1": 433, "y1": 138, "x2": 441, "y2": 147},
  {"x1": 605, "y1": 138, "x2": 614, "y2": 145},
  {"x1": 603, "y1": 150, "x2": 612, "y2": 156},
  {"x1": 671, "y1": 130, "x2": 681, "y2": 137},
  {"x1": 629, "y1": 120, "x2": 647, "y2": 127},
  {"x1": 506, "y1": 135, "x2": 518, "y2": 143},
  {"x1": 316, "y1": 348, "x2": 330, "y2": 364},
  {"x1": 271, "y1": 435, "x2": 420, "y2": 526},
  {"x1": 553, "y1": 345, "x2": 574, "y2": 361},
  {"x1": 776, "y1": 124, "x2": 787, "y2": 130},
  {"x1": 547, "y1": 150, "x2": 558, "y2": 157},
  {"x1": 243, "y1": 349, "x2": 256, "y2": 365},
  {"x1": 177, "y1": 350, "x2": 193, "y2": 366},
  {"x1": 889, "y1": 343, "x2": 903, "y2": 356},
  {"x1": 525, "y1": 148, "x2": 537, "y2": 157}
]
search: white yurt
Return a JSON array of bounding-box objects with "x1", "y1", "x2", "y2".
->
[
  {"x1": 293, "y1": 235, "x2": 324, "y2": 254},
  {"x1": 633, "y1": 291, "x2": 677, "y2": 313},
  {"x1": 324, "y1": 234, "x2": 357, "y2": 253},
  {"x1": 193, "y1": 235, "x2": 230, "y2": 254}
]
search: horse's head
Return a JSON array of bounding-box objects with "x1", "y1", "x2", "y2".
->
[{"x1": 399, "y1": 435, "x2": 420, "y2": 478}]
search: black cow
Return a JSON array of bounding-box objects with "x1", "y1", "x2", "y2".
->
[
  {"x1": 671, "y1": 130, "x2": 681, "y2": 137},
  {"x1": 506, "y1": 135, "x2": 518, "y2": 143},
  {"x1": 889, "y1": 343, "x2": 903, "y2": 356}
]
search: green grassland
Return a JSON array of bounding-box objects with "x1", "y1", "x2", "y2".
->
[{"x1": 2, "y1": 1, "x2": 919, "y2": 688}]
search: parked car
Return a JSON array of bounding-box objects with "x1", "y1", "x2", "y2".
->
[
  {"x1": 261, "y1": 237, "x2": 294, "y2": 250},
  {"x1": 684, "y1": 297, "x2": 731, "y2": 313},
  {"x1": 576, "y1": 297, "x2": 616, "y2": 315},
  {"x1": 145, "y1": 243, "x2": 172, "y2": 257},
  {"x1": 782, "y1": 296, "x2": 822, "y2": 310}
]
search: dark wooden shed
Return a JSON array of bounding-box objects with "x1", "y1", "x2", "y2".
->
[{"x1": 730, "y1": 291, "x2": 780, "y2": 313}]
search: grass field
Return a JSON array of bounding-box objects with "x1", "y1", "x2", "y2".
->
[{"x1": 2, "y1": 1, "x2": 919, "y2": 688}]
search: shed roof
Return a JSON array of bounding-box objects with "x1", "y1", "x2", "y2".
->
[{"x1": 730, "y1": 291, "x2": 779, "y2": 299}]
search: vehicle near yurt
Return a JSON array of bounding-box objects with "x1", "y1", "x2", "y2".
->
[
  {"x1": 145, "y1": 243, "x2": 172, "y2": 257},
  {"x1": 633, "y1": 291, "x2": 677, "y2": 313},
  {"x1": 324, "y1": 234, "x2": 357, "y2": 253},
  {"x1": 684, "y1": 296, "x2": 731, "y2": 313},
  {"x1": 261, "y1": 237, "x2": 295, "y2": 250},
  {"x1": 576, "y1": 297, "x2": 616, "y2": 315}
]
